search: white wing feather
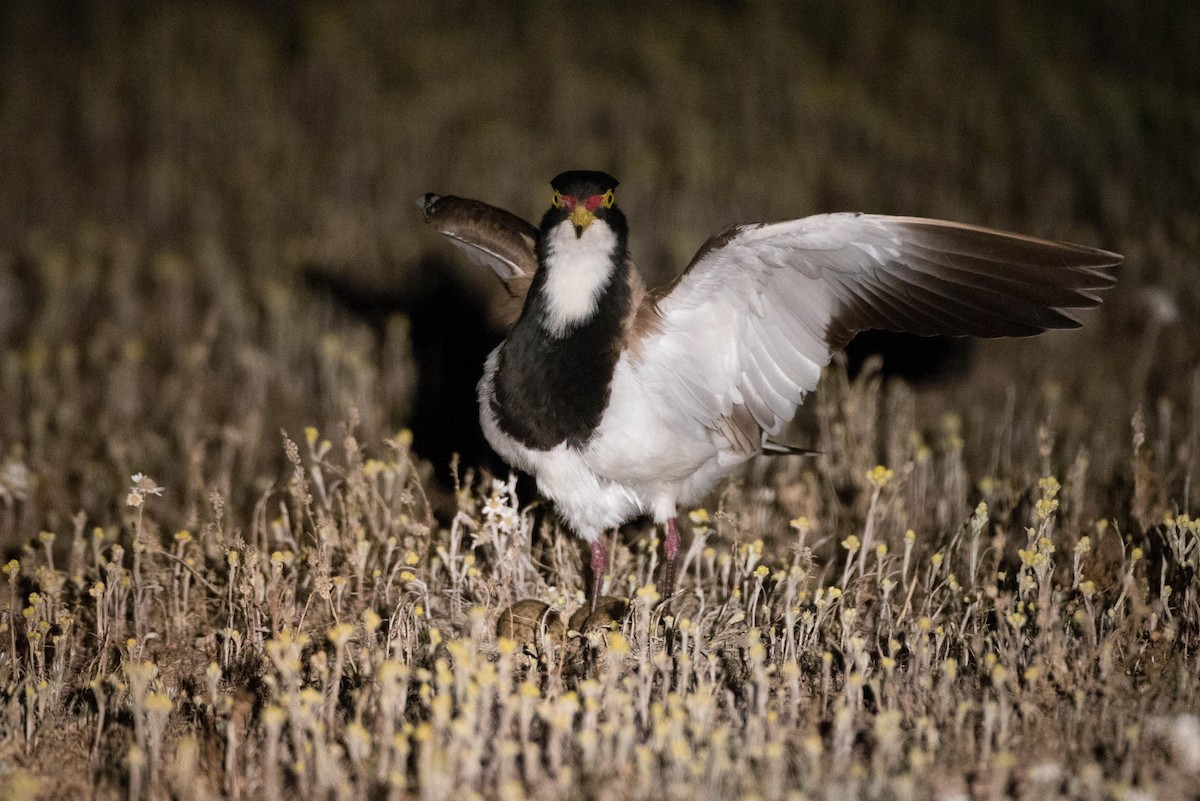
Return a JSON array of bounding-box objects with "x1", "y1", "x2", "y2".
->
[{"x1": 645, "y1": 213, "x2": 1119, "y2": 440}]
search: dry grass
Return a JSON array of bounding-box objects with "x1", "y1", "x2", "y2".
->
[
  {"x1": 3, "y1": 354, "x2": 1200, "y2": 800},
  {"x1": 1, "y1": 2, "x2": 1199, "y2": 799}
]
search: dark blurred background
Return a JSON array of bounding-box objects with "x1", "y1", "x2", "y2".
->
[
  {"x1": 0, "y1": 0, "x2": 1197, "y2": 538},
  {"x1": 3, "y1": 1, "x2": 1198, "y2": 265}
]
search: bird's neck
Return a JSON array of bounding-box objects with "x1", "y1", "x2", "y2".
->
[
  {"x1": 490, "y1": 221, "x2": 636, "y2": 451},
  {"x1": 534, "y1": 220, "x2": 625, "y2": 338}
]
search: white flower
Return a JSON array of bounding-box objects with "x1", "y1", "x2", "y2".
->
[
  {"x1": 0, "y1": 459, "x2": 30, "y2": 502},
  {"x1": 483, "y1": 494, "x2": 505, "y2": 518},
  {"x1": 131, "y1": 473, "x2": 165, "y2": 495},
  {"x1": 128, "y1": 473, "x2": 164, "y2": 503}
]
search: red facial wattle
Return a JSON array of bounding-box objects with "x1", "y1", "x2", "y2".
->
[{"x1": 560, "y1": 195, "x2": 606, "y2": 211}]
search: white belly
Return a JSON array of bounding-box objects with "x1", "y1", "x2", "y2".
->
[{"x1": 478, "y1": 348, "x2": 745, "y2": 541}]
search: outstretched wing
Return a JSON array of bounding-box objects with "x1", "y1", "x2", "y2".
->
[
  {"x1": 642, "y1": 213, "x2": 1120, "y2": 444},
  {"x1": 417, "y1": 193, "x2": 538, "y2": 299}
]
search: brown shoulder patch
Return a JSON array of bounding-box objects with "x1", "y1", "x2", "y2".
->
[
  {"x1": 685, "y1": 223, "x2": 747, "y2": 272},
  {"x1": 622, "y1": 225, "x2": 752, "y2": 355},
  {"x1": 641, "y1": 222, "x2": 753, "y2": 308},
  {"x1": 620, "y1": 262, "x2": 663, "y2": 358}
]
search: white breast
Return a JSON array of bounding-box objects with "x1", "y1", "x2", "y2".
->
[
  {"x1": 585, "y1": 353, "x2": 720, "y2": 484},
  {"x1": 478, "y1": 345, "x2": 747, "y2": 539},
  {"x1": 477, "y1": 348, "x2": 645, "y2": 541}
]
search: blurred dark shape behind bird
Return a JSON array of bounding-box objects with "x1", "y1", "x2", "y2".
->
[
  {"x1": 302, "y1": 256, "x2": 506, "y2": 479},
  {"x1": 845, "y1": 330, "x2": 974, "y2": 384},
  {"x1": 0, "y1": 250, "x2": 39, "y2": 345}
]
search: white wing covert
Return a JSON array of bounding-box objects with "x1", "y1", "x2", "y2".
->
[{"x1": 644, "y1": 213, "x2": 1120, "y2": 441}]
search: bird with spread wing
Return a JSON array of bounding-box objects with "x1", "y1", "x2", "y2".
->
[{"x1": 419, "y1": 170, "x2": 1120, "y2": 607}]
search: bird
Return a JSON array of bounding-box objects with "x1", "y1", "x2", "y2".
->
[{"x1": 418, "y1": 170, "x2": 1120, "y2": 607}]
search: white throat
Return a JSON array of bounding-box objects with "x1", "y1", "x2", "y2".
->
[{"x1": 540, "y1": 219, "x2": 619, "y2": 338}]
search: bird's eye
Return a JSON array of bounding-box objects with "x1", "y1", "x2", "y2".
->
[
  {"x1": 552, "y1": 191, "x2": 563, "y2": 208},
  {"x1": 602, "y1": 190, "x2": 615, "y2": 208}
]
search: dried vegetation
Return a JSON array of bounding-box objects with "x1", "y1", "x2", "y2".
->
[{"x1": 1, "y1": 2, "x2": 1199, "y2": 799}]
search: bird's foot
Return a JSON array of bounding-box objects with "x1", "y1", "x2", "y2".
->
[
  {"x1": 589, "y1": 539, "x2": 608, "y2": 613},
  {"x1": 662, "y1": 517, "x2": 681, "y2": 599}
]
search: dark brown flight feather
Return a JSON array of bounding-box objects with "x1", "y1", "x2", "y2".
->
[
  {"x1": 818, "y1": 218, "x2": 1120, "y2": 351},
  {"x1": 418, "y1": 193, "x2": 538, "y2": 287}
]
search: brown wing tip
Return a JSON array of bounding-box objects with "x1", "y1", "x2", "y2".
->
[
  {"x1": 1088, "y1": 267, "x2": 1120, "y2": 290},
  {"x1": 1060, "y1": 245, "x2": 1123, "y2": 283},
  {"x1": 1023, "y1": 239, "x2": 1125, "y2": 271},
  {"x1": 416, "y1": 193, "x2": 441, "y2": 217},
  {"x1": 1091, "y1": 247, "x2": 1124, "y2": 269},
  {"x1": 894, "y1": 217, "x2": 1124, "y2": 270}
]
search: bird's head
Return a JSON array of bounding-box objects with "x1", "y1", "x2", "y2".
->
[
  {"x1": 545, "y1": 170, "x2": 622, "y2": 239},
  {"x1": 534, "y1": 170, "x2": 629, "y2": 337}
]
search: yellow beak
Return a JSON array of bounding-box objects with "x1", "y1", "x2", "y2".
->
[{"x1": 569, "y1": 206, "x2": 595, "y2": 235}]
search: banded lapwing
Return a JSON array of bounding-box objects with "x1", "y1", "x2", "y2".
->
[{"x1": 419, "y1": 170, "x2": 1119, "y2": 607}]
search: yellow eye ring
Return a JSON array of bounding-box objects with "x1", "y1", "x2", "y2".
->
[
  {"x1": 602, "y1": 190, "x2": 614, "y2": 208},
  {"x1": 552, "y1": 191, "x2": 563, "y2": 208}
]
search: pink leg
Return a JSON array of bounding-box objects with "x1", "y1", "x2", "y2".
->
[
  {"x1": 662, "y1": 517, "x2": 681, "y2": 599},
  {"x1": 590, "y1": 539, "x2": 608, "y2": 612}
]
